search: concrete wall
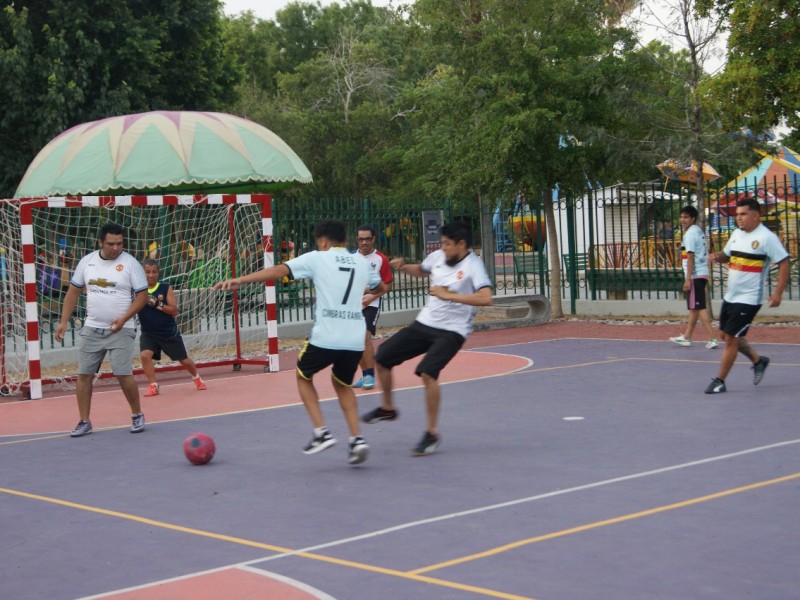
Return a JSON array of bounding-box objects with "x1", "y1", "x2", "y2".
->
[
  {"x1": 574, "y1": 299, "x2": 800, "y2": 319},
  {"x1": 37, "y1": 296, "x2": 798, "y2": 369}
]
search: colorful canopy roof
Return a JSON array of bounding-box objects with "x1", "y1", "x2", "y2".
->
[
  {"x1": 15, "y1": 111, "x2": 312, "y2": 197},
  {"x1": 722, "y1": 146, "x2": 800, "y2": 197}
]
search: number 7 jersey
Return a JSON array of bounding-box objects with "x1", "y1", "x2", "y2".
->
[{"x1": 286, "y1": 248, "x2": 381, "y2": 350}]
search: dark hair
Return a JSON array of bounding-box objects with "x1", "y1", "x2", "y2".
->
[
  {"x1": 680, "y1": 205, "x2": 698, "y2": 220},
  {"x1": 736, "y1": 197, "x2": 761, "y2": 213},
  {"x1": 314, "y1": 220, "x2": 347, "y2": 244},
  {"x1": 143, "y1": 258, "x2": 160, "y2": 269},
  {"x1": 357, "y1": 224, "x2": 376, "y2": 238},
  {"x1": 99, "y1": 222, "x2": 124, "y2": 241},
  {"x1": 441, "y1": 220, "x2": 472, "y2": 248}
]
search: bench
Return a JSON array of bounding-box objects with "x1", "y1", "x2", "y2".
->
[
  {"x1": 586, "y1": 268, "x2": 684, "y2": 299},
  {"x1": 513, "y1": 253, "x2": 544, "y2": 286},
  {"x1": 562, "y1": 253, "x2": 588, "y2": 280}
]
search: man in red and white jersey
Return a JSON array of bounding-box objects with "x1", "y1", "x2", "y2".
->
[{"x1": 351, "y1": 224, "x2": 393, "y2": 390}]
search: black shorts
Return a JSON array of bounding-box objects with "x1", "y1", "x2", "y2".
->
[
  {"x1": 685, "y1": 277, "x2": 708, "y2": 310},
  {"x1": 139, "y1": 331, "x2": 189, "y2": 361},
  {"x1": 719, "y1": 301, "x2": 761, "y2": 338},
  {"x1": 296, "y1": 342, "x2": 362, "y2": 386},
  {"x1": 363, "y1": 305, "x2": 381, "y2": 335},
  {"x1": 375, "y1": 321, "x2": 465, "y2": 380}
]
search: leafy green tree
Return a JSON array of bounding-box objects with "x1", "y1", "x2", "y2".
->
[
  {"x1": 700, "y1": 0, "x2": 800, "y2": 133},
  {"x1": 0, "y1": 0, "x2": 239, "y2": 197},
  {"x1": 255, "y1": 2, "x2": 405, "y2": 197},
  {"x1": 392, "y1": 0, "x2": 628, "y2": 316}
]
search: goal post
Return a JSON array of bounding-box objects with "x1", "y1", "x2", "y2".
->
[{"x1": 0, "y1": 193, "x2": 279, "y2": 400}]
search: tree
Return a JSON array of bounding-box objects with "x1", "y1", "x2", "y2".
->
[
  {"x1": 0, "y1": 0, "x2": 239, "y2": 198},
  {"x1": 261, "y1": 1, "x2": 404, "y2": 197},
  {"x1": 393, "y1": 0, "x2": 627, "y2": 316},
  {"x1": 700, "y1": 0, "x2": 800, "y2": 133},
  {"x1": 624, "y1": 0, "x2": 729, "y2": 213}
]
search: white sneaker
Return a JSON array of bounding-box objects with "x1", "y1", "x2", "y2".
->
[
  {"x1": 669, "y1": 335, "x2": 691, "y2": 347},
  {"x1": 131, "y1": 413, "x2": 145, "y2": 433},
  {"x1": 705, "y1": 339, "x2": 719, "y2": 349}
]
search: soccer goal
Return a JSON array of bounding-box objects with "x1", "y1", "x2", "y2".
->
[{"x1": 0, "y1": 194, "x2": 279, "y2": 400}]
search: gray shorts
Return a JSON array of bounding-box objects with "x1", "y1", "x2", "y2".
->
[{"x1": 78, "y1": 327, "x2": 136, "y2": 376}]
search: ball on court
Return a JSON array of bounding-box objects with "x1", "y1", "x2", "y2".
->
[{"x1": 183, "y1": 433, "x2": 216, "y2": 465}]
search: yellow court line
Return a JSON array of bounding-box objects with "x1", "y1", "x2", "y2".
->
[
  {"x1": 411, "y1": 472, "x2": 800, "y2": 575},
  {"x1": 0, "y1": 433, "x2": 71, "y2": 445},
  {"x1": 629, "y1": 357, "x2": 800, "y2": 367},
  {"x1": 512, "y1": 357, "x2": 800, "y2": 375},
  {"x1": 0, "y1": 486, "x2": 534, "y2": 600}
]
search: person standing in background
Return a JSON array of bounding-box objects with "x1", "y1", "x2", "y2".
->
[
  {"x1": 669, "y1": 205, "x2": 719, "y2": 349},
  {"x1": 352, "y1": 224, "x2": 393, "y2": 390}
]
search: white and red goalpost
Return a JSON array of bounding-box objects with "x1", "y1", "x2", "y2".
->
[{"x1": 0, "y1": 193, "x2": 280, "y2": 400}]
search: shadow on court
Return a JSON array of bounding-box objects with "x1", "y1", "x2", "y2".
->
[{"x1": 1, "y1": 334, "x2": 798, "y2": 600}]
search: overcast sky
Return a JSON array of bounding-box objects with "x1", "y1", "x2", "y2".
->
[
  {"x1": 222, "y1": 0, "x2": 726, "y2": 74},
  {"x1": 222, "y1": 0, "x2": 393, "y2": 21}
]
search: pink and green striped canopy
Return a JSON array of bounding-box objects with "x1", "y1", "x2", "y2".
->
[{"x1": 16, "y1": 111, "x2": 312, "y2": 197}]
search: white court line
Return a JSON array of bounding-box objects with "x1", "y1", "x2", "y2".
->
[
  {"x1": 78, "y1": 564, "x2": 336, "y2": 600},
  {"x1": 253, "y1": 438, "x2": 800, "y2": 564}
]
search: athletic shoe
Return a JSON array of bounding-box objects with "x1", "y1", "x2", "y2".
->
[
  {"x1": 70, "y1": 420, "x2": 93, "y2": 437},
  {"x1": 352, "y1": 375, "x2": 376, "y2": 389},
  {"x1": 131, "y1": 413, "x2": 145, "y2": 433},
  {"x1": 705, "y1": 339, "x2": 719, "y2": 349},
  {"x1": 361, "y1": 406, "x2": 399, "y2": 424},
  {"x1": 669, "y1": 335, "x2": 691, "y2": 347},
  {"x1": 704, "y1": 378, "x2": 726, "y2": 394},
  {"x1": 194, "y1": 378, "x2": 207, "y2": 391},
  {"x1": 144, "y1": 383, "x2": 159, "y2": 397},
  {"x1": 303, "y1": 430, "x2": 336, "y2": 454},
  {"x1": 347, "y1": 436, "x2": 369, "y2": 465},
  {"x1": 752, "y1": 356, "x2": 770, "y2": 385},
  {"x1": 411, "y1": 431, "x2": 440, "y2": 456}
]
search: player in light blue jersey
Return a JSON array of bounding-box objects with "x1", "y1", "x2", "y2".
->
[
  {"x1": 214, "y1": 220, "x2": 386, "y2": 466},
  {"x1": 669, "y1": 205, "x2": 719, "y2": 349}
]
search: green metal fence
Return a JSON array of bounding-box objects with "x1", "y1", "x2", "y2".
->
[
  {"x1": 26, "y1": 183, "x2": 799, "y2": 353},
  {"x1": 480, "y1": 178, "x2": 799, "y2": 313}
]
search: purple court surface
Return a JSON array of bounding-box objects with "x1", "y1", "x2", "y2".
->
[{"x1": 1, "y1": 329, "x2": 798, "y2": 600}]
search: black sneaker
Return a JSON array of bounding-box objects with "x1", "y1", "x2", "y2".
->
[
  {"x1": 303, "y1": 430, "x2": 336, "y2": 454},
  {"x1": 704, "y1": 378, "x2": 726, "y2": 394},
  {"x1": 361, "y1": 406, "x2": 399, "y2": 424},
  {"x1": 347, "y1": 436, "x2": 369, "y2": 465},
  {"x1": 411, "y1": 431, "x2": 440, "y2": 456},
  {"x1": 752, "y1": 356, "x2": 770, "y2": 385},
  {"x1": 70, "y1": 420, "x2": 93, "y2": 437}
]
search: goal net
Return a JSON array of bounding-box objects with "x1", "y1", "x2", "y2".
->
[{"x1": 0, "y1": 194, "x2": 279, "y2": 399}]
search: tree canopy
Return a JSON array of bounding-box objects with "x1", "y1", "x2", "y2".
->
[
  {"x1": 700, "y1": 0, "x2": 800, "y2": 134},
  {"x1": 1, "y1": 0, "x2": 793, "y2": 200},
  {"x1": 0, "y1": 0, "x2": 238, "y2": 196}
]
